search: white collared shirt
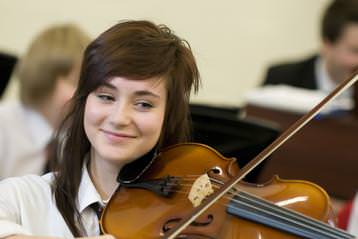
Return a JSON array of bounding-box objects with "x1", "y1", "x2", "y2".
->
[
  {"x1": 0, "y1": 101, "x2": 53, "y2": 179},
  {"x1": 315, "y1": 57, "x2": 353, "y2": 100},
  {"x1": 0, "y1": 163, "x2": 103, "y2": 237}
]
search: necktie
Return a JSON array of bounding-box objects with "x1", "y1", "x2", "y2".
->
[{"x1": 90, "y1": 202, "x2": 104, "y2": 235}]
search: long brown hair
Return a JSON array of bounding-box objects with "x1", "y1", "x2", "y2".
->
[{"x1": 52, "y1": 20, "x2": 200, "y2": 236}]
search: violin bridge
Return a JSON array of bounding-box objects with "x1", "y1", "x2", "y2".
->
[{"x1": 188, "y1": 173, "x2": 214, "y2": 207}]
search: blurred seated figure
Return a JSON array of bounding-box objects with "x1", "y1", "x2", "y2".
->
[
  {"x1": 262, "y1": 0, "x2": 358, "y2": 111},
  {"x1": 0, "y1": 52, "x2": 17, "y2": 98},
  {"x1": 244, "y1": 0, "x2": 358, "y2": 201},
  {"x1": 0, "y1": 23, "x2": 91, "y2": 179}
]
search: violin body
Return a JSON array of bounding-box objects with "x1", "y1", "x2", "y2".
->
[{"x1": 101, "y1": 143, "x2": 336, "y2": 239}]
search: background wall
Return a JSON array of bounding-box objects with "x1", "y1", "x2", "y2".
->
[{"x1": 0, "y1": 0, "x2": 330, "y2": 106}]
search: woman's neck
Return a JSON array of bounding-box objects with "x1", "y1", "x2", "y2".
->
[{"x1": 88, "y1": 151, "x2": 121, "y2": 201}]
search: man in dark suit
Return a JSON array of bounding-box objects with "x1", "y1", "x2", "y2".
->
[{"x1": 263, "y1": 0, "x2": 358, "y2": 94}]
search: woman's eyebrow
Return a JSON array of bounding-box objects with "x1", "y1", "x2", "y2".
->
[
  {"x1": 134, "y1": 90, "x2": 161, "y2": 98},
  {"x1": 100, "y1": 82, "x2": 161, "y2": 98},
  {"x1": 101, "y1": 82, "x2": 117, "y2": 90}
]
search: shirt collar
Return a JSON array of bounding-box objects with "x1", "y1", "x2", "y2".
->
[
  {"x1": 77, "y1": 158, "x2": 103, "y2": 213},
  {"x1": 315, "y1": 56, "x2": 335, "y2": 93},
  {"x1": 315, "y1": 56, "x2": 352, "y2": 98}
]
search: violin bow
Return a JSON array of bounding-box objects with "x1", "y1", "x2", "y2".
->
[{"x1": 164, "y1": 71, "x2": 358, "y2": 239}]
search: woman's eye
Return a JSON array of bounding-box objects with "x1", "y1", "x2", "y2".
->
[
  {"x1": 96, "y1": 94, "x2": 115, "y2": 102},
  {"x1": 136, "y1": 101, "x2": 154, "y2": 110}
]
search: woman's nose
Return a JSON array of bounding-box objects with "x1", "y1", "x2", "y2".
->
[{"x1": 109, "y1": 102, "x2": 132, "y2": 127}]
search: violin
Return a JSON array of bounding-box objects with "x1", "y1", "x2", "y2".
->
[
  {"x1": 101, "y1": 142, "x2": 351, "y2": 238},
  {"x1": 100, "y1": 72, "x2": 358, "y2": 238}
]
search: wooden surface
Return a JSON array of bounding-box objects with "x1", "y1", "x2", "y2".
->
[{"x1": 244, "y1": 104, "x2": 358, "y2": 200}]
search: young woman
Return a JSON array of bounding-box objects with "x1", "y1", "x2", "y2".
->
[{"x1": 0, "y1": 20, "x2": 200, "y2": 238}]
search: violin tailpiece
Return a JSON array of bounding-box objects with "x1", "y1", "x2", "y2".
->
[{"x1": 120, "y1": 175, "x2": 181, "y2": 197}]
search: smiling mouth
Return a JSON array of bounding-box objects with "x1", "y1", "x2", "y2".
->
[{"x1": 101, "y1": 129, "x2": 137, "y2": 141}]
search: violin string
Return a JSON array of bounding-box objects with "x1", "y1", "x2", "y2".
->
[
  {"x1": 164, "y1": 180, "x2": 350, "y2": 238},
  {"x1": 162, "y1": 188, "x2": 230, "y2": 205},
  {"x1": 220, "y1": 188, "x2": 351, "y2": 238},
  {"x1": 162, "y1": 175, "x2": 235, "y2": 206},
  {"x1": 227, "y1": 192, "x2": 353, "y2": 238},
  {"x1": 164, "y1": 175, "x2": 352, "y2": 238},
  {"x1": 164, "y1": 183, "x2": 346, "y2": 238},
  {"x1": 208, "y1": 176, "x2": 352, "y2": 238},
  {"x1": 164, "y1": 175, "x2": 239, "y2": 197}
]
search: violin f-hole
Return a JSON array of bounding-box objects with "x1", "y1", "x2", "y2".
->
[{"x1": 162, "y1": 214, "x2": 214, "y2": 232}]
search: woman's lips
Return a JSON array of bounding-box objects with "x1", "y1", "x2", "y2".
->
[{"x1": 101, "y1": 129, "x2": 136, "y2": 142}]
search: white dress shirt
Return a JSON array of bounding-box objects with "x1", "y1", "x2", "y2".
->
[
  {"x1": 0, "y1": 101, "x2": 52, "y2": 179},
  {"x1": 315, "y1": 56, "x2": 353, "y2": 109},
  {"x1": 0, "y1": 163, "x2": 104, "y2": 237}
]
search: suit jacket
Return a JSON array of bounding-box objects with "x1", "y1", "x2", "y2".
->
[{"x1": 263, "y1": 55, "x2": 318, "y2": 90}]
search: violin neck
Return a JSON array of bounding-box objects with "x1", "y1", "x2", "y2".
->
[{"x1": 226, "y1": 191, "x2": 355, "y2": 239}]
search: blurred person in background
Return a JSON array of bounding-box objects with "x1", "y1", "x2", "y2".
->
[
  {"x1": 0, "y1": 23, "x2": 91, "y2": 179},
  {"x1": 263, "y1": 0, "x2": 358, "y2": 102},
  {"x1": 261, "y1": 0, "x2": 358, "y2": 234}
]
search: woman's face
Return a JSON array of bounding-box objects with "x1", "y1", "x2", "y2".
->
[{"x1": 84, "y1": 76, "x2": 167, "y2": 167}]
